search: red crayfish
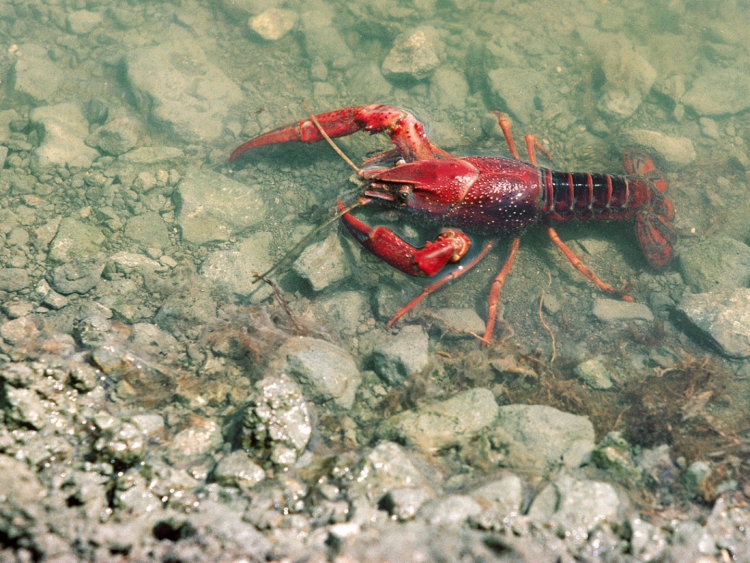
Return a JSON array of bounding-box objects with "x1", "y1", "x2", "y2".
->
[{"x1": 230, "y1": 105, "x2": 675, "y2": 343}]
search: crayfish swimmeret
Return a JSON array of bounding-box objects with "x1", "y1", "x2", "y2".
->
[{"x1": 230, "y1": 105, "x2": 675, "y2": 344}]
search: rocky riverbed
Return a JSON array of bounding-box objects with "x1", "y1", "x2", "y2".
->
[{"x1": 1, "y1": 0, "x2": 750, "y2": 561}]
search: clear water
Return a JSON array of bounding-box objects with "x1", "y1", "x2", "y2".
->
[{"x1": 1, "y1": 0, "x2": 750, "y2": 514}]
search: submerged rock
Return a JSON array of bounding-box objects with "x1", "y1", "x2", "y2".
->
[
  {"x1": 125, "y1": 26, "x2": 242, "y2": 143},
  {"x1": 487, "y1": 67, "x2": 547, "y2": 125},
  {"x1": 372, "y1": 324, "x2": 429, "y2": 385},
  {"x1": 593, "y1": 34, "x2": 656, "y2": 119},
  {"x1": 86, "y1": 116, "x2": 140, "y2": 155},
  {"x1": 682, "y1": 68, "x2": 750, "y2": 116},
  {"x1": 240, "y1": 373, "x2": 312, "y2": 467},
  {"x1": 13, "y1": 44, "x2": 62, "y2": 102},
  {"x1": 292, "y1": 232, "x2": 351, "y2": 292},
  {"x1": 30, "y1": 103, "x2": 100, "y2": 172},
  {"x1": 300, "y1": 0, "x2": 354, "y2": 70},
  {"x1": 0, "y1": 455, "x2": 46, "y2": 541},
  {"x1": 382, "y1": 27, "x2": 441, "y2": 81},
  {"x1": 676, "y1": 288, "x2": 750, "y2": 358},
  {"x1": 592, "y1": 299, "x2": 654, "y2": 323},
  {"x1": 621, "y1": 129, "x2": 696, "y2": 169},
  {"x1": 249, "y1": 8, "x2": 298, "y2": 41},
  {"x1": 679, "y1": 236, "x2": 750, "y2": 293},
  {"x1": 528, "y1": 474, "x2": 623, "y2": 542},
  {"x1": 0, "y1": 268, "x2": 30, "y2": 292},
  {"x1": 479, "y1": 404, "x2": 595, "y2": 472},
  {"x1": 348, "y1": 441, "x2": 435, "y2": 504},
  {"x1": 380, "y1": 388, "x2": 499, "y2": 452},
  {"x1": 48, "y1": 218, "x2": 105, "y2": 264},
  {"x1": 271, "y1": 337, "x2": 361, "y2": 410},
  {"x1": 201, "y1": 232, "x2": 275, "y2": 303},
  {"x1": 175, "y1": 167, "x2": 266, "y2": 245}
]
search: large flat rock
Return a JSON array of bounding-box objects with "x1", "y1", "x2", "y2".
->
[
  {"x1": 175, "y1": 167, "x2": 266, "y2": 245},
  {"x1": 125, "y1": 26, "x2": 242, "y2": 144}
]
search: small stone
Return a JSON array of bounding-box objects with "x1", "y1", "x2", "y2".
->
[
  {"x1": 379, "y1": 487, "x2": 433, "y2": 521},
  {"x1": 418, "y1": 495, "x2": 483, "y2": 526},
  {"x1": 372, "y1": 324, "x2": 429, "y2": 385},
  {"x1": 241, "y1": 374, "x2": 311, "y2": 467},
  {"x1": 622, "y1": 129, "x2": 696, "y2": 169},
  {"x1": 382, "y1": 27, "x2": 440, "y2": 81},
  {"x1": 487, "y1": 67, "x2": 547, "y2": 125},
  {"x1": 380, "y1": 388, "x2": 499, "y2": 452},
  {"x1": 155, "y1": 283, "x2": 217, "y2": 333},
  {"x1": 123, "y1": 212, "x2": 171, "y2": 249},
  {"x1": 311, "y1": 291, "x2": 367, "y2": 337},
  {"x1": 2, "y1": 301, "x2": 34, "y2": 319},
  {"x1": 593, "y1": 34, "x2": 656, "y2": 119},
  {"x1": 249, "y1": 8, "x2": 297, "y2": 41},
  {"x1": 67, "y1": 10, "x2": 103, "y2": 34},
  {"x1": 75, "y1": 316, "x2": 113, "y2": 347},
  {"x1": 6, "y1": 227, "x2": 29, "y2": 246},
  {"x1": 5, "y1": 388, "x2": 47, "y2": 430},
  {"x1": 87, "y1": 117, "x2": 140, "y2": 155},
  {"x1": 0, "y1": 455, "x2": 46, "y2": 540},
  {"x1": 292, "y1": 233, "x2": 350, "y2": 292},
  {"x1": 125, "y1": 28, "x2": 243, "y2": 144},
  {"x1": 591, "y1": 432, "x2": 644, "y2": 484},
  {"x1": 271, "y1": 337, "x2": 361, "y2": 410},
  {"x1": 432, "y1": 307, "x2": 485, "y2": 337},
  {"x1": 574, "y1": 356, "x2": 613, "y2": 390},
  {"x1": 30, "y1": 104, "x2": 100, "y2": 171},
  {"x1": 13, "y1": 45, "x2": 62, "y2": 102},
  {"x1": 95, "y1": 422, "x2": 146, "y2": 465},
  {"x1": 683, "y1": 460, "x2": 712, "y2": 497},
  {"x1": 213, "y1": 451, "x2": 265, "y2": 489},
  {"x1": 348, "y1": 441, "x2": 434, "y2": 504},
  {"x1": 85, "y1": 98, "x2": 109, "y2": 125},
  {"x1": 676, "y1": 288, "x2": 750, "y2": 358},
  {"x1": 699, "y1": 117, "x2": 721, "y2": 140},
  {"x1": 528, "y1": 475, "x2": 622, "y2": 540},
  {"x1": 483, "y1": 404, "x2": 595, "y2": 472},
  {"x1": 42, "y1": 290, "x2": 68, "y2": 310},
  {"x1": 48, "y1": 218, "x2": 105, "y2": 264},
  {"x1": 629, "y1": 518, "x2": 667, "y2": 562},
  {"x1": 0, "y1": 268, "x2": 30, "y2": 291},
  {"x1": 0, "y1": 316, "x2": 39, "y2": 345},
  {"x1": 50, "y1": 258, "x2": 105, "y2": 295},
  {"x1": 201, "y1": 232, "x2": 274, "y2": 304},
  {"x1": 171, "y1": 418, "x2": 222, "y2": 457},
  {"x1": 470, "y1": 475, "x2": 524, "y2": 515},
  {"x1": 109, "y1": 252, "x2": 162, "y2": 275},
  {"x1": 592, "y1": 299, "x2": 654, "y2": 323},
  {"x1": 682, "y1": 68, "x2": 750, "y2": 116},
  {"x1": 175, "y1": 167, "x2": 266, "y2": 245},
  {"x1": 68, "y1": 364, "x2": 99, "y2": 392},
  {"x1": 679, "y1": 236, "x2": 750, "y2": 293}
]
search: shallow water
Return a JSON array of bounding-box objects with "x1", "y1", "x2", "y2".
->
[{"x1": 1, "y1": 0, "x2": 750, "y2": 560}]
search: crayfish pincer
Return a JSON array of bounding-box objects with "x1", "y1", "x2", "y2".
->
[{"x1": 231, "y1": 104, "x2": 674, "y2": 344}]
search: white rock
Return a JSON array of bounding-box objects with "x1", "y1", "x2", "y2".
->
[{"x1": 249, "y1": 9, "x2": 298, "y2": 41}]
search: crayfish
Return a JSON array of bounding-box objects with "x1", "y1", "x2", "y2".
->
[{"x1": 230, "y1": 105, "x2": 674, "y2": 344}]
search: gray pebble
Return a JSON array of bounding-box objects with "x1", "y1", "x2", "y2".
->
[
  {"x1": 592, "y1": 298, "x2": 654, "y2": 323},
  {"x1": 213, "y1": 451, "x2": 266, "y2": 489},
  {"x1": 372, "y1": 324, "x2": 429, "y2": 385}
]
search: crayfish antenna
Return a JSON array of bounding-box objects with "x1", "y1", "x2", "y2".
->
[
  {"x1": 251, "y1": 201, "x2": 364, "y2": 284},
  {"x1": 251, "y1": 102, "x2": 365, "y2": 285}
]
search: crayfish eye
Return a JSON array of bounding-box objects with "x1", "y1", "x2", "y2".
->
[{"x1": 397, "y1": 186, "x2": 412, "y2": 204}]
